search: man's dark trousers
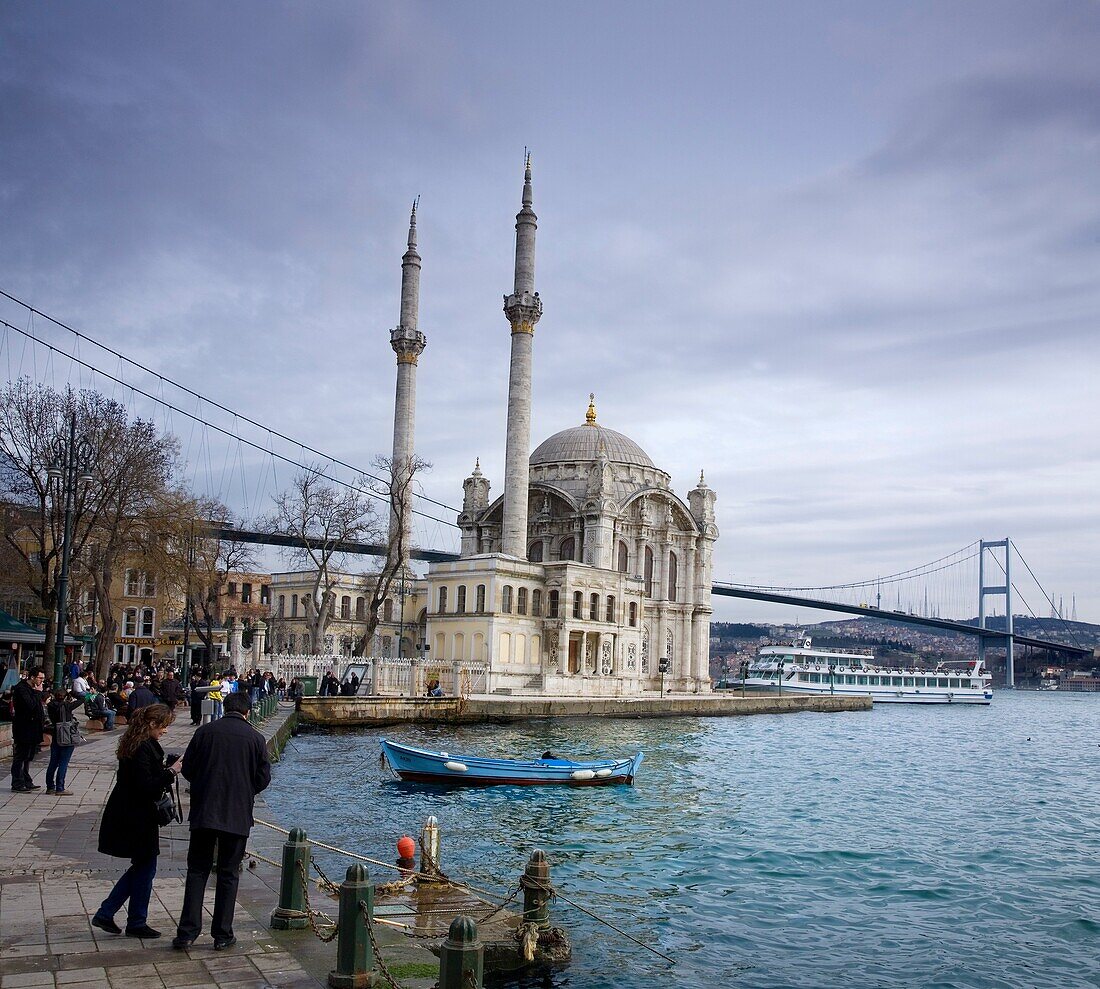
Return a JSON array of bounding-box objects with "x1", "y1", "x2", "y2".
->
[
  {"x1": 177, "y1": 829, "x2": 248, "y2": 941},
  {"x1": 10, "y1": 740, "x2": 35, "y2": 788}
]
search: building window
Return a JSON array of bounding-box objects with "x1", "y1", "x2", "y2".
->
[
  {"x1": 356, "y1": 596, "x2": 365, "y2": 619},
  {"x1": 341, "y1": 595, "x2": 351, "y2": 619},
  {"x1": 644, "y1": 546, "x2": 654, "y2": 598},
  {"x1": 668, "y1": 551, "x2": 678, "y2": 602},
  {"x1": 629, "y1": 601, "x2": 638, "y2": 627},
  {"x1": 589, "y1": 593, "x2": 599, "y2": 621},
  {"x1": 559, "y1": 537, "x2": 574, "y2": 562},
  {"x1": 456, "y1": 585, "x2": 467, "y2": 614},
  {"x1": 548, "y1": 590, "x2": 559, "y2": 618},
  {"x1": 438, "y1": 586, "x2": 448, "y2": 614},
  {"x1": 140, "y1": 608, "x2": 155, "y2": 638},
  {"x1": 531, "y1": 589, "x2": 542, "y2": 617},
  {"x1": 261, "y1": 584, "x2": 270, "y2": 606},
  {"x1": 241, "y1": 582, "x2": 252, "y2": 604},
  {"x1": 573, "y1": 591, "x2": 583, "y2": 619},
  {"x1": 606, "y1": 595, "x2": 616, "y2": 623},
  {"x1": 277, "y1": 595, "x2": 285, "y2": 617},
  {"x1": 228, "y1": 581, "x2": 237, "y2": 597},
  {"x1": 618, "y1": 542, "x2": 629, "y2": 573},
  {"x1": 122, "y1": 608, "x2": 137, "y2": 637},
  {"x1": 501, "y1": 585, "x2": 513, "y2": 614},
  {"x1": 291, "y1": 594, "x2": 299, "y2": 618},
  {"x1": 288, "y1": 633, "x2": 297, "y2": 653},
  {"x1": 517, "y1": 587, "x2": 528, "y2": 615},
  {"x1": 476, "y1": 585, "x2": 486, "y2": 612},
  {"x1": 528, "y1": 541, "x2": 544, "y2": 563},
  {"x1": 383, "y1": 598, "x2": 394, "y2": 622}
]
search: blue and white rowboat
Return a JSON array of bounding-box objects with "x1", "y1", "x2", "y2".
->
[{"x1": 380, "y1": 739, "x2": 643, "y2": 786}]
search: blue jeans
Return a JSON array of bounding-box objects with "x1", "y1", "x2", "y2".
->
[
  {"x1": 250, "y1": 687, "x2": 259, "y2": 703},
  {"x1": 212, "y1": 700, "x2": 223, "y2": 720},
  {"x1": 96, "y1": 855, "x2": 158, "y2": 928},
  {"x1": 102, "y1": 710, "x2": 116, "y2": 729},
  {"x1": 46, "y1": 740, "x2": 75, "y2": 791}
]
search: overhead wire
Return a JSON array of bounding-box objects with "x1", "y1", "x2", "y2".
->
[{"x1": 0, "y1": 287, "x2": 463, "y2": 517}]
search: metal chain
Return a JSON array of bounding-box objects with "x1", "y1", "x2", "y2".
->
[
  {"x1": 295, "y1": 859, "x2": 339, "y2": 942},
  {"x1": 360, "y1": 899, "x2": 406, "y2": 989}
]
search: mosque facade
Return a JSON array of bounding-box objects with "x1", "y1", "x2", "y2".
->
[{"x1": 386, "y1": 160, "x2": 717, "y2": 695}]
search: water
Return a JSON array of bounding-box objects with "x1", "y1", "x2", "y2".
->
[{"x1": 264, "y1": 692, "x2": 1100, "y2": 988}]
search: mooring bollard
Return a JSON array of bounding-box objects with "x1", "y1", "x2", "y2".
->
[
  {"x1": 271, "y1": 827, "x2": 310, "y2": 930},
  {"x1": 327, "y1": 864, "x2": 376, "y2": 989},
  {"x1": 521, "y1": 849, "x2": 552, "y2": 928},
  {"x1": 420, "y1": 815, "x2": 441, "y2": 874},
  {"x1": 438, "y1": 916, "x2": 483, "y2": 989}
]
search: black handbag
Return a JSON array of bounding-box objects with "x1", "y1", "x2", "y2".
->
[{"x1": 155, "y1": 776, "x2": 182, "y2": 827}]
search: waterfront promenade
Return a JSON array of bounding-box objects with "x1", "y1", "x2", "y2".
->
[{"x1": 0, "y1": 708, "x2": 439, "y2": 989}]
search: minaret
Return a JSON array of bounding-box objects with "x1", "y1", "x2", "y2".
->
[
  {"x1": 389, "y1": 200, "x2": 427, "y2": 566},
  {"x1": 500, "y1": 154, "x2": 542, "y2": 557}
]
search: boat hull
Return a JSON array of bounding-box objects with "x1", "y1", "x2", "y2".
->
[
  {"x1": 380, "y1": 740, "x2": 643, "y2": 786},
  {"x1": 745, "y1": 680, "x2": 992, "y2": 705}
]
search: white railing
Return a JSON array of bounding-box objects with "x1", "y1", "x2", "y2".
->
[{"x1": 271, "y1": 653, "x2": 488, "y2": 699}]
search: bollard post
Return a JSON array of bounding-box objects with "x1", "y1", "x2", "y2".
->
[
  {"x1": 271, "y1": 828, "x2": 311, "y2": 929},
  {"x1": 201, "y1": 698, "x2": 214, "y2": 724},
  {"x1": 521, "y1": 849, "x2": 552, "y2": 928},
  {"x1": 438, "y1": 916, "x2": 482, "y2": 989},
  {"x1": 420, "y1": 816, "x2": 441, "y2": 875},
  {"x1": 328, "y1": 864, "x2": 376, "y2": 989}
]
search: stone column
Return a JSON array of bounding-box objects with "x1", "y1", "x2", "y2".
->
[
  {"x1": 252, "y1": 620, "x2": 267, "y2": 667},
  {"x1": 228, "y1": 618, "x2": 243, "y2": 668}
]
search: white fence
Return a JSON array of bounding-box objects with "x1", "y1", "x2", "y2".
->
[{"x1": 271, "y1": 653, "x2": 488, "y2": 698}]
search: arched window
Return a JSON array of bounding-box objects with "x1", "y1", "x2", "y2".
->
[
  {"x1": 668, "y1": 551, "x2": 678, "y2": 602},
  {"x1": 476, "y1": 585, "x2": 486, "y2": 611},
  {"x1": 438, "y1": 586, "x2": 448, "y2": 614},
  {"x1": 341, "y1": 595, "x2": 351, "y2": 619},
  {"x1": 528, "y1": 541, "x2": 544, "y2": 563},
  {"x1": 517, "y1": 587, "x2": 528, "y2": 615},
  {"x1": 456, "y1": 585, "x2": 467, "y2": 614},
  {"x1": 383, "y1": 598, "x2": 394, "y2": 622},
  {"x1": 559, "y1": 537, "x2": 575, "y2": 562},
  {"x1": 141, "y1": 608, "x2": 155, "y2": 637},
  {"x1": 589, "y1": 593, "x2": 600, "y2": 620},
  {"x1": 572, "y1": 591, "x2": 583, "y2": 619},
  {"x1": 629, "y1": 601, "x2": 638, "y2": 627},
  {"x1": 606, "y1": 595, "x2": 616, "y2": 623},
  {"x1": 291, "y1": 594, "x2": 299, "y2": 618},
  {"x1": 618, "y1": 542, "x2": 629, "y2": 573},
  {"x1": 644, "y1": 546, "x2": 654, "y2": 598},
  {"x1": 548, "y1": 589, "x2": 559, "y2": 618},
  {"x1": 288, "y1": 633, "x2": 298, "y2": 653},
  {"x1": 502, "y1": 585, "x2": 513, "y2": 614},
  {"x1": 277, "y1": 594, "x2": 285, "y2": 617},
  {"x1": 531, "y1": 589, "x2": 542, "y2": 617},
  {"x1": 356, "y1": 597, "x2": 365, "y2": 619}
]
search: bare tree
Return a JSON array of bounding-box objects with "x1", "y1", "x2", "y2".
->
[
  {"x1": 0, "y1": 380, "x2": 179, "y2": 672},
  {"x1": 264, "y1": 468, "x2": 380, "y2": 655}
]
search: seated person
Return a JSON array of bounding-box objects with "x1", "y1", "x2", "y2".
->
[{"x1": 83, "y1": 689, "x2": 117, "y2": 730}]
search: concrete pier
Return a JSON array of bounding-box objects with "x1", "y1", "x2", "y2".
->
[{"x1": 297, "y1": 691, "x2": 871, "y2": 727}]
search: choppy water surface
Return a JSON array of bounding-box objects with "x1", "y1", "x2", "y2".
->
[{"x1": 265, "y1": 692, "x2": 1100, "y2": 988}]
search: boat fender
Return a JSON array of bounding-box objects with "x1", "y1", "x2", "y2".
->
[
  {"x1": 595, "y1": 768, "x2": 613, "y2": 778},
  {"x1": 444, "y1": 761, "x2": 468, "y2": 772},
  {"x1": 571, "y1": 769, "x2": 596, "y2": 781}
]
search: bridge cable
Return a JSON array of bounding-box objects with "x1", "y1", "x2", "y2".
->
[
  {"x1": 0, "y1": 288, "x2": 463, "y2": 518},
  {"x1": 0, "y1": 317, "x2": 460, "y2": 530},
  {"x1": 1009, "y1": 545, "x2": 1085, "y2": 649}
]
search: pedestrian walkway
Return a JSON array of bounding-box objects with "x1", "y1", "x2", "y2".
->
[{"x1": 0, "y1": 710, "x2": 323, "y2": 989}]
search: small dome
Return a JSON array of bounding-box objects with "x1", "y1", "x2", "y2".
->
[{"x1": 530, "y1": 423, "x2": 654, "y2": 468}]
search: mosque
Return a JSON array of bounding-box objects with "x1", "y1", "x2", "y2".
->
[{"x1": 386, "y1": 159, "x2": 718, "y2": 695}]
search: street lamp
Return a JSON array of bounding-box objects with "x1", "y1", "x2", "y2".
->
[{"x1": 47, "y1": 412, "x2": 94, "y2": 688}]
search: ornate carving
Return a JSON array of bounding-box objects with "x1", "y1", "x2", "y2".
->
[
  {"x1": 503, "y1": 290, "x2": 542, "y2": 333},
  {"x1": 600, "y1": 640, "x2": 612, "y2": 675},
  {"x1": 627, "y1": 642, "x2": 637, "y2": 672},
  {"x1": 390, "y1": 326, "x2": 426, "y2": 364},
  {"x1": 641, "y1": 627, "x2": 650, "y2": 674}
]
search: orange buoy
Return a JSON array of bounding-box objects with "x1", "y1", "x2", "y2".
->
[{"x1": 397, "y1": 835, "x2": 416, "y2": 860}]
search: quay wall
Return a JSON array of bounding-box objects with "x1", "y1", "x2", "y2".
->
[{"x1": 297, "y1": 692, "x2": 871, "y2": 727}]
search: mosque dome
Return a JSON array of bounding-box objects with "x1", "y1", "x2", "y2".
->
[{"x1": 529, "y1": 395, "x2": 655, "y2": 468}]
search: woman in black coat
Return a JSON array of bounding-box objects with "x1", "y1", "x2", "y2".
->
[{"x1": 92, "y1": 704, "x2": 182, "y2": 938}]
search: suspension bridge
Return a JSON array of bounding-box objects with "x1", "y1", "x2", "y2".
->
[{"x1": 1, "y1": 289, "x2": 1090, "y2": 687}]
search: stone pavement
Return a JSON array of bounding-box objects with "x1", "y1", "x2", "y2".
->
[{"x1": 0, "y1": 710, "x2": 336, "y2": 989}]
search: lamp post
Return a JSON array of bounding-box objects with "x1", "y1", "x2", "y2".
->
[
  {"x1": 47, "y1": 412, "x2": 94, "y2": 688},
  {"x1": 180, "y1": 519, "x2": 196, "y2": 686}
]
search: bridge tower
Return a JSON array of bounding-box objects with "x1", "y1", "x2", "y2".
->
[{"x1": 978, "y1": 538, "x2": 1014, "y2": 688}]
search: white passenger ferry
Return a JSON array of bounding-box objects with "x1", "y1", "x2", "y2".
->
[{"x1": 745, "y1": 639, "x2": 993, "y2": 705}]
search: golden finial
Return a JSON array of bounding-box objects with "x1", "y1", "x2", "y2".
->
[{"x1": 585, "y1": 393, "x2": 597, "y2": 425}]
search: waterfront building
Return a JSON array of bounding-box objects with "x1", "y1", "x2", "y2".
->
[{"x1": 417, "y1": 160, "x2": 718, "y2": 695}]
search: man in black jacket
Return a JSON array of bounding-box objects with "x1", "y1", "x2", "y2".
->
[
  {"x1": 10, "y1": 667, "x2": 46, "y2": 792},
  {"x1": 172, "y1": 691, "x2": 271, "y2": 950}
]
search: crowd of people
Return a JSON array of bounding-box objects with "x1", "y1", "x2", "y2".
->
[{"x1": 6, "y1": 662, "x2": 273, "y2": 949}]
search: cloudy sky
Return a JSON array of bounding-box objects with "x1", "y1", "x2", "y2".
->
[{"x1": 2, "y1": 1, "x2": 1098, "y2": 624}]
